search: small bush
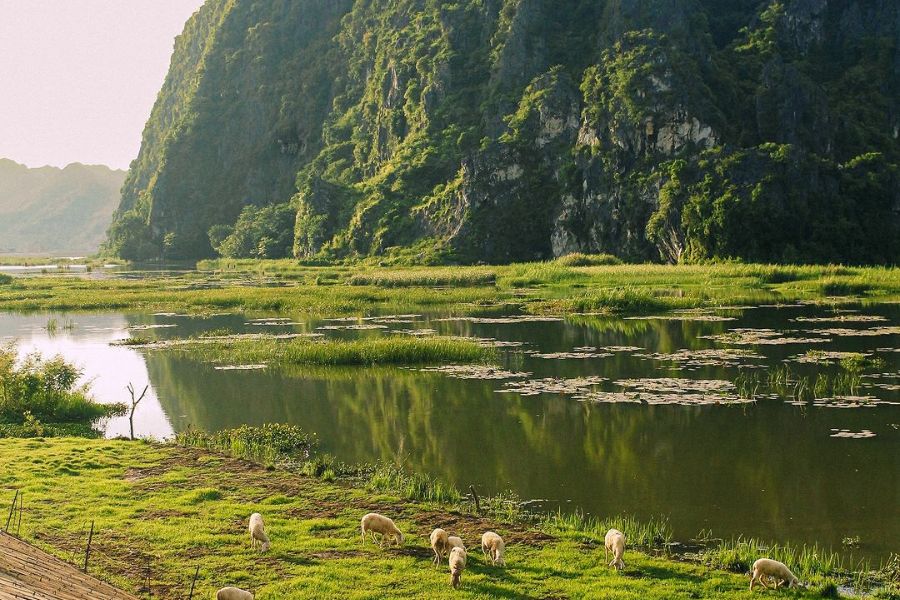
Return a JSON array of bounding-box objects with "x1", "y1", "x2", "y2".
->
[
  {"x1": 0, "y1": 343, "x2": 124, "y2": 428},
  {"x1": 0, "y1": 274, "x2": 11, "y2": 285}
]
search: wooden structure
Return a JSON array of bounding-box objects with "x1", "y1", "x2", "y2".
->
[{"x1": 0, "y1": 532, "x2": 138, "y2": 600}]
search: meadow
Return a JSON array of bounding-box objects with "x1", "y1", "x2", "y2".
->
[{"x1": 2, "y1": 436, "x2": 894, "y2": 599}]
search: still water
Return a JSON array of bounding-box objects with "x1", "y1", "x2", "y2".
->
[{"x1": 2, "y1": 305, "x2": 898, "y2": 559}]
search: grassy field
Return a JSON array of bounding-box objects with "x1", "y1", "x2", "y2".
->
[
  {"x1": 0, "y1": 260, "x2": 898, "y2": 316},
  {"x1": 1, "y1": 437, "x2": 879, "y2": 600}
]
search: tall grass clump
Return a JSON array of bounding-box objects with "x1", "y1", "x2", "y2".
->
[
  {"x1": 188, "y1": 336, "x2": 497, "y2": 366},
  {"x1": 535, "y1": 287, "x2": 696, "y2": 314},
  {"x1": 366, "y1": 462, "x2": 462, "y2": 504},
  {"x1": 701, "y1": 536, "x2": 845, "y2": 580},
  {"x1": 176, "y1": 424, "x2": 316, "y2": 466},
  {"x1": 554, "y1": 253, "x2": 623, "y2": 267},
  {"x1": 0, "y1": 343, "x2": 123, "y2": 428},
  {"x1": 0, "y1": 273, "x2": 12, "y2": 285},
  {"x1": 348, "y1": 268, "x2": 496, "y2": 287},
  {"x1": 548, "y1": 509, "x2": 673, "y2": 548}
]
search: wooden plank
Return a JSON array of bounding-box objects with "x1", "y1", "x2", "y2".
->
[{"x1": 0, "y1": 533, "x2": 138, "y2": 600}]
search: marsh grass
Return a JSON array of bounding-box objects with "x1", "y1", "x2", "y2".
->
[
  {"x1": 554, "y1": 252, "x2": 623, "y2": 267},
  {"x1": 175, "y1": 424, "x2": 316, "y2": 466},
  {"x1": 176, "y1": 336, "x2": 497, "y2": 366},
  {"x1": 548, "y1": 509, "x2": 674, "y2": 548},
  {"x1": 701, "y1": 536, "x2": 846, "y2": 580},
  {"x1": 366, "y1": 462, "x2": 462, "y2": 504},
  {"x1": 3, "y1": 262, "x2": 899, "y2": 316}
]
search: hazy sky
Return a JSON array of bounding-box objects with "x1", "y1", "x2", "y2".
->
[{"x1": 0, "y1": 0, "x2": 205, "y2": 170}]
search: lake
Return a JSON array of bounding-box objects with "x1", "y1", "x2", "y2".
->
[{"x1": 1, "y1": 303, "x2": 897, "y2": 560}]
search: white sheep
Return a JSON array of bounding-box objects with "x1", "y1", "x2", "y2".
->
[
  {"x1": 360, "y1": 512, "x2": 404, "y2": 546},
  {"x1": 216, "y1": 587, "x2": 253, "y2": 600},
  {"x1": 449, "y1": 546, "x2": 467, "y2": 588},
  {"x1": 604, "y1": 528, "x2": 625, "y2": 571},
  {"x1": 448, "y1": 535, "x2": 465, "y2": 551},
  {"x1": 481, "y1": 531, "x2": 506, "y2": 567},
  {"x1": 750, "y1": 558, "x2": 800, "y2": 591},
  {"x1": 430, "y1": 528, "x2": 451, "y2": 564},
  {"x1": 248, "y1": 512, "x2": 270, "y2": 552}
]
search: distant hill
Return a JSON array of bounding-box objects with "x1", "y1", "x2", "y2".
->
[{"x1": 0, "y1": 159, "x2": 126, "y2": 255}]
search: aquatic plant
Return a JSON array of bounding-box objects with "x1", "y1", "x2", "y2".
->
[
  {"x1": 366, "y1": 462, "x2": 462, "y2": 504},
  {"x1": 548, "y1": 509, "x2": 673, "y2": 548},
  {"x1": 701, "y1": 536, "x2": 846, "y2": 580}
]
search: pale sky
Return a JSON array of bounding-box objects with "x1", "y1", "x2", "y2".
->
[{"x1": 0, "y1": 0, "x2": 205, "y2": 170}]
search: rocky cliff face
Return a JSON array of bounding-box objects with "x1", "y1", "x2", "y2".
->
[{"x1": 107, "y1": 0, "x2": 899, "y2": 264}]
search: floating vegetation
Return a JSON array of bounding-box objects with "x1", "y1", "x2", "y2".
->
[
  {"x1": 128, "y1": 323, "x2": 178, "y2": 330},
  {"x1": 830, "y1": 429, "x2": 876, "y2": 439},
  {"x1": 531, "y1": 350, "x2": 613, "y2": 359},
  {"x1": 702, "y1": 328, "x2": 830, "y2": 345},
  {"x1": 467, "y1": 337, "x2": 526, "y2": 348},
  {"x1": 624, "y1": 314, "x2": 736, "y2": 322},
  {"x1": 498, "y1": 376, "x2": 607, "y2": 396},
  {"x1": 213, "y1": 364, "x2": 267, "y2": 371},
  {"x1": 113, "y1": 332, "x2": 323, "y2": 347},
  {"x1": 315, "y1": 323, "x2": 388, "y2": 331},
  {"x1": 246, "y1": 318, "x2": 303, "y2": 326},
  {"x1": 807, "y1": 396, "x2": 891, "y2": 409},
  {"x1": 636, "y1": 348, "x2": 764, "y2": 367},
  {"x1": 809, "y1": 326, "x2": 900, "y2": 337},
  {"x1": 435, "y1": 315, "x2": 564, "y2": 324},
  {"x1": 418, "y1": 365, "x2": 531, "y2": 380},
  {"x1": 598, "y1": 345, "x2": 643, "y2": 352},
  {"x1": 616, "y1": 378, "x2": 736, "y2": 394},
  {"x1": 575, "y1": 391, "x2": 752, "y2": 406},
  {"x1": 392, "y1": 328, "x2": 438, "y2": 337},
  {"x1": 791, "y1": 350, "x2": 871, "y2": 365},
  {"x1": 568, "y1": 378, "x2": 752, "y2": 406},
  {"x1": 792, "y1": 315, "x2": 887, "y2": 323}
]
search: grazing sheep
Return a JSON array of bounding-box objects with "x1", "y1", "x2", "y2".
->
[
  {"x1": 604, "y1": 528, "x2": 626, "y2": 571},
  {"x1": 449, "y1": 546, "x2": 467, "y2": 588},
  {"x1": 216, "y1": 587, "x2": 253, "y2": 600},
  {"x1": 360, "y1": 512, "x2": 404, "y2": 546},
  {"x1": 481, "y1": 531, "x2": 506, "y2": 567},
  {"x1": 750, "y1": 558, "x2": 800, "y2": 591},
  {"x1": 430, "y1": 528, "x2": 451, "y2": 564},
  {"x1": 448, "y1": 535, "x2": 466, "y2": 551},
  {"x1": 248, "y1": 513, "x2": 270, "y2": 552}
]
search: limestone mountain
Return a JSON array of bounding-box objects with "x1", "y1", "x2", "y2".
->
[
  {"x1": 0, "y1": 159, "x2": 125, "y2": 255},
  {"x1": 107, "y1": 0, "x2": 899, "y2": 264}
]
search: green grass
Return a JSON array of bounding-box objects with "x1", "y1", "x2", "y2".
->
[
  {"x1": 155, "y1": 336, "x2": 497, "y2": 367},
  {"x1": 3, "y1": 437, "x2": 886, "y2": 600},
  {"x1": 2, "y1": 261, "x2": 898, "y2": 317}
]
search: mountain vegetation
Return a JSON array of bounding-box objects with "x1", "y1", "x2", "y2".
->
[
  {"x1": 106, "y1": 0, "x2": 899, "y2": 265},
  {"x1": 0, "y1": 159, "x2": 125, "y2": 255}
]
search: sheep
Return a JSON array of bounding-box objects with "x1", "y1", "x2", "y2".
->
[
  {"x1": 448, "y1": 535, "x2": 466, "y2": 551},
  {"x1": 750, "y1": 558, "x2": 800, "y2": 591},
  {"x1": 216, "y1": 587, "x2": 253, "y2": 600},
  {"x1": 430, "y1": 528, "x2": 451, "y2": 565},
  {"x1": 604, "y1": 528, "x2": 626, "y2": 571},
  {"x1": 360, "y1": 512, "x2": 404, "y2": 546},
  {"x1": 248, "y1": 512, "x2": 270, "y2": 552},
  {"x1": 481, "y1": 531, "x2": 506, "y2": 567},
  {"x1": 449, "y1": 546, "x2": 467, "y2": 588}
]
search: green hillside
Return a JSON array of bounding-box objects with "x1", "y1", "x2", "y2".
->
[{"x1": 106, "y1": 0, "x2": 899, "y2": 264}]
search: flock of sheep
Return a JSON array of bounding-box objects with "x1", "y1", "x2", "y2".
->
[{"x1": 214, "y1": 511, "x2": 800, "y2": 598}]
